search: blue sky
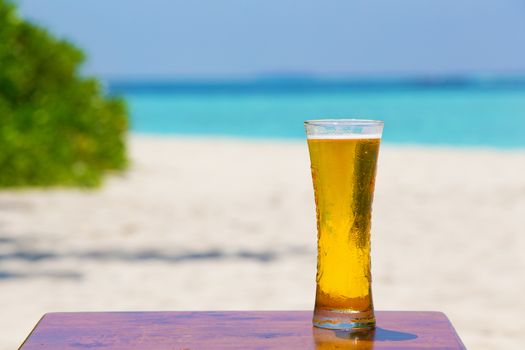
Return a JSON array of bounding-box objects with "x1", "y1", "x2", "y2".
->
[{"x1": 18, "y1": 0, "x2": 525, "y2": 79}]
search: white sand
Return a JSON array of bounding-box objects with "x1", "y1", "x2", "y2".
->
[{"x1": 1, "y1": 136, "x2": 524, "y2": 349}]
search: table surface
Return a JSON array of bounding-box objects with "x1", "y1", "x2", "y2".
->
[{"x1": 20, "y1": 311, "x2": 466, "y2": 349}]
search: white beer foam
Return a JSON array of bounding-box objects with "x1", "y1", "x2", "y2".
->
[{"x1": 307, "y1": 134, "x2": 382, "y2": 140}]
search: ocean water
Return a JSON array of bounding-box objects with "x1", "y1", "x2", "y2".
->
[{"x1": 110, "y1": 80, "x2": 525, "y2": 148}]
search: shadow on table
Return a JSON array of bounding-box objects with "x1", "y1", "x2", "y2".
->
[{"x1": 313, "y1": 327, "x2": 417, "y2": 349}]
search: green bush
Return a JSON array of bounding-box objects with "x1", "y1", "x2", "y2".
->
[{"x1": 0, "y1": 0, "x2": 128, "y2": 188}]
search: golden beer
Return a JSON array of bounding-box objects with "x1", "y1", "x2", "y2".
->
[{"x1": 306, "y1": 121, "x2": 382, "y2": 331}]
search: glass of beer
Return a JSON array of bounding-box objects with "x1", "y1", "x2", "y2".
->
[{"x1": 305, "y1": 119, "x2": 383, "y2": 331}]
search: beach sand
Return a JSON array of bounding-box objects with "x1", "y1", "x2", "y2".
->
[{"x1": 1, "y1": 136, "x2": 524, "y2": 349}]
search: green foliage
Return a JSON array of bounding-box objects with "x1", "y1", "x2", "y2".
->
[{"x1": 0, "y1": 0, "x2": 128, "y2": 187}]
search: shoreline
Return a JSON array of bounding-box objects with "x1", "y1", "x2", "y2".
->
[{"x1": 130, "y1": 132, "x2": 525, "y2": 152}]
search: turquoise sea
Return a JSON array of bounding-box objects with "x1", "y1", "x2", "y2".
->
[{"x1": 109, "y1": 79, "x2": 525, "y2": 148}]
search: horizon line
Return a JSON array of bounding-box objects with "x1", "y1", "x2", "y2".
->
[{"x1": 104, "y1": 74, "x2": 525, "y2": 94}]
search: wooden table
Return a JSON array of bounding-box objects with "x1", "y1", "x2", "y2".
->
[{"x1": 19, "y1": 311, "x2": 466, "y2": 349}]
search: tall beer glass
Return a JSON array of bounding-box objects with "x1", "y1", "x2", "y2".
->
[{"x1": 305, "y1": 119, "x2": 383, "y2": 331}]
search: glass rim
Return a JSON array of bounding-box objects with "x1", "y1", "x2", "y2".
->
[{"x1": 304, "y1": 119, "x2": 384, "y2": 126}]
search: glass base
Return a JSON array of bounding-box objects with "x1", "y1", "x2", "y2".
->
[{"x1": 313, "y1": 308, "x2": 375, "y2": 331}]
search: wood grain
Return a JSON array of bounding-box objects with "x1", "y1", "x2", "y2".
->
[{"x1": 19, "y1": 311, "x2": 466, "y2": 349}]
